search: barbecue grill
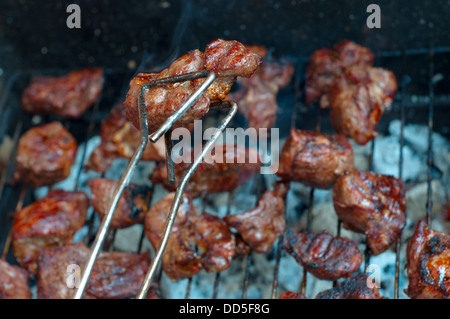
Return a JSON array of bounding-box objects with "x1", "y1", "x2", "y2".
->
[{"x1": 0, "y1": 0, "x2": 449, "y2": 300}]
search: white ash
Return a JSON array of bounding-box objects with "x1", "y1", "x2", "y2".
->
[{"x1": 388, "y1": 120, "x2": 450, "y2": 177}]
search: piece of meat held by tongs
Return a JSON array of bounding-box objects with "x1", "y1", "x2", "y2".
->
[{"x1": 73, "y1": 39, "x2": 262, "y2": 299}]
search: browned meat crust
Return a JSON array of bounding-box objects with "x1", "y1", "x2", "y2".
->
[
  {"x1": 284, "y1": 231, "x2": 362, "y2": 281},
  {"x1": 333, "y1": 170, "x2": 406, "y2": 255},
  {"x1": 224, "y1": 182, "x2": 288, "y2": 253},
  {"x1": 328, "y1": 65, "x2": 398, "y2": 145},
  {"x1": 21, "y1": 68, "x2": 104, "y2": 118},
  {"x1": 14, "y1": 121, "x2": 78, "y2": 188},
  {"x1": 124, "y1": 39, "x2": 261, "y2": 134},
  {"x1": 276, "y1": 129, "x2": 354, "y2": 188},
  {"x1": 37, "y1": 242, "x2": 149, "y2": 299},
  {"x1": 12, "y1": 190, "x2": 89, "y2": 274},
  {"x1": 406, "y1": 219, "x2": 450, "y2": 299}
]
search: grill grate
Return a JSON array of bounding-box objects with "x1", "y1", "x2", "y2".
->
[{"x1": 0, "y1": 46, "x2": 448, "y2": 299}]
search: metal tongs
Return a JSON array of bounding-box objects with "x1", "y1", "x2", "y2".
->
[{"x1": 74, "y1": 70, "x2": 237, "y2": 299}]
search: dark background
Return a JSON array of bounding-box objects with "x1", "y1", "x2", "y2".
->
[{"x1": 0, "y1": 0, "x2": 449, "y2": 71}]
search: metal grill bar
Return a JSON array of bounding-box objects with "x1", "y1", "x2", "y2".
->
[
  {"x1": 393, "y1": 49, "x2": 409, "y2": 299},
  {"x1": 426, "y1": 48, "x2": 435, "y2": 226},
  {"x1": 241, "y1": 251, "x2": 252, "y2": 299},
  {"x1": 211, "y1": 190, "x2": 234, "y2": 299},
  {"x1": 299, "y1": 104, "x2": 322, "y2": 295}
]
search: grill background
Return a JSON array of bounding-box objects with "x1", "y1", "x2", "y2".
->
[{"x1": 0, "y1": 0, "x2": 449, "y2": 299}]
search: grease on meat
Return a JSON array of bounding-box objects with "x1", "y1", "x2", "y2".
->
[
  {"x1": 333, "y1": 170, "x2": 406, "y2": 255},
  {"x1": 406, "y1": 219, "x2": 450, "y2": 299}
]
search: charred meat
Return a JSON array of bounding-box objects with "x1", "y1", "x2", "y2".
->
[
  {"x1": 12, "y1": 189, "x2": 89, "y2": 274},
  {"x1": 21, "y1": 68, "x2": 104, "y2": 118},
  {"x1": 87, "y1": 177, "x2": 152, "y2": 229},
  {"x1": 316, "y1": 273, "x2": 383, "y2": 299},
  {"x1": 0, "y1": 260, "x2": 31, "y2": 299},
  {"x1": 284, "y1": 231, "x2": 362, "y2": 281},
  {"x1": 333, "y1": 170, "x2": 406, "y2": 255},
  {"x1": 406, "y1": 219, "x2": 450, "y2": 299},
  {"x1": 224, "y1": 182, "x2": 288, "y2": 253},
  {"x1": 151, "y1": 145, "x2": 261, "y2": 197},
  {"x1": 277, "y1": 129, "x2": 354, "y2": 189},
  {"x1": 124, "y1": 39, "x2": 261, "y2": 133},
  {"x1": 14, "y1": 121, "x2": 78, "y2": 188}
]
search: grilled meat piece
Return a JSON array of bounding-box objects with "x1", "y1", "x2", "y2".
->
[
  {"x1": 21, "y1": 68, "x2": 104, "y2": 118},
  {"x1": 224, "y1": 182, "x2": 288, "y2": 253},
  {"x1": 406, "y1": 219, "x2": 450, "y2": 299},
  {"x1": 328, "y1": 65, "x2": 398, "y2": 145},
  {"x1": 305, "y1": 40, "x2": 374, "y2": 106},
  {"x1": 37, "y1": 242, "x2": 149, "y2": 299},
  {"x1": 124, "y1": 39, "x2": 261, "y2": 133},
  {"x1": 86, "y1": 103, "x2": 166, "y2": 173},
  {"x1": 284, "y1": 231, "x2": 362, "y2": 281},
  {"x1": 278, "y1": 291, "x2": 307, "y2": 299},
  {"x1": 316, "y1": 273, "x2": 382, "y2": 299},
  {"x1": 151, "y1": 145, "x2": 261, "y2": 197},
  {"x1": 0, "y1": 260, "x2": 31, "y2": 299},
  {"x1": 87, "y1": 178, "x2": 152, "y2": 229},
  {"x1": 191, "y1": 212, "x2": 236, "y2": 273},
  {"x1": 230, "y1": 57, "x2": 294, "y2": 133},
  {"x1": 333, "y1": 170, "x2": 406, "y2": 255},
  {"x1": 12, "y1": 190, "x2": 89, "y2": 274},
  {"x1": 277, "y1": 129, "x2": 354, "y2": 189},
  {"x1": 14, "y1": 121, "x2": 78, "y2": 188},
  {"x1": 144, "y1": 192, "x2": 201, "y2": 280},
  {"x1": 85, "y1": 251, "x2": 149, "y2": 299}
]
